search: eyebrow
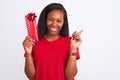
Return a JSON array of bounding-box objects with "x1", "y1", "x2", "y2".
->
[{"x1": 47, "y1": 17, "x2": 63, "y2": 20}]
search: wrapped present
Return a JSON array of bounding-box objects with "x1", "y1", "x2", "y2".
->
[{"x1": 25, "y1": 12, "x2": 38, "y2": 41}]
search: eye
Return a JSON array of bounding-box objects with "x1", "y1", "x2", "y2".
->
[
  {"x1": 48, "y1": 18, "x2": 53, "y2": 21},
  {"x1": 57, "y1": 20, "x2": 62, "y2": 23}
]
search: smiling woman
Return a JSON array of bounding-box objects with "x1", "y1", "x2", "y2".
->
[
  {"x1": 37, "y1": 3, "x2": 69, "y2": 39},
  {"x1": 22, "y1": 3, "x2": 83, "y2": 80},
  {"x1": 46, "y1": 10, "x2": 64, "y2": 41}
]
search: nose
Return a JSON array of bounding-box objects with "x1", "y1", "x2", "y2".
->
[{"x1": 52, "y1": 20, "x2": 57, "y2": 26}]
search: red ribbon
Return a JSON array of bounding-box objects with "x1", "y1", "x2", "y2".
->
[{"x1": 26, "y1": 13, "x2": 37, "y2": 22}]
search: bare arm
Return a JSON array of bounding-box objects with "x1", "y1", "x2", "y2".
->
[
  {"x1": 65, "y1": 47, "x2": 78, "y2": 80},
  {"x1": 24, "y1": 53, "x2": 35, "y2": 80},
  {"x1": 65, "y1": 30, "x2": 83, "y2": 80},
  {"x1": 23, "y1": 36, "x2": 36, "y2": 80},
  {"x1": 65, "y1": 55, "x2": 77, "y2": 80}
]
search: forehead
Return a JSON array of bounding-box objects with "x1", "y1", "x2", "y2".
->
[{"x1": 47, "y1": 10, "x2": 64, "y2": 19}]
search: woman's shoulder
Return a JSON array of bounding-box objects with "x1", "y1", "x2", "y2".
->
[
  {"x1": 35, "y1": 36, "x2": 71, "y2": 44},
  {"x1": 34, "y1": 36, "x2": 44, "y2": 44},
  {"x1": 59, "y1": 36, "x2": 72, "y2": 42}
]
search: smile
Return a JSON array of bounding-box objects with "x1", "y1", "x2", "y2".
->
[{"x1": 49, "y1": 27, "x2": 58, "y2": 32}]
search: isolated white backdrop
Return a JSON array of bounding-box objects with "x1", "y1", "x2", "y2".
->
[{"x1": 0, "y1": 0, "x2": 120, "y2": 80}]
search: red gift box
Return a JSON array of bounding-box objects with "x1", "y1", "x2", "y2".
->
[{"x1": 25, "y1": 12, "x2": 38, "y2": 41}]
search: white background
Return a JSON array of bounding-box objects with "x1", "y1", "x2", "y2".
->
[{"x1": 0, "y1": 0, "x2": 120, "y2": 80}]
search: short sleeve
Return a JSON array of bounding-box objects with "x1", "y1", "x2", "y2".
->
[{"x1": 76, "y1": 47, "x2": 80, "y2": 60}]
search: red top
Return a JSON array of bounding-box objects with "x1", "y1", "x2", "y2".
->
[{"x1": 32, "y1": 36, "x2": 80, "y2": 80}]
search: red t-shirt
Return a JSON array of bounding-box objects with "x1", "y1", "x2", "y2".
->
[{"x1": 32, "y1": 36, "x2": 80, "y2": 80}]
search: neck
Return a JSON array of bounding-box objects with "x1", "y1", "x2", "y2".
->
[{"x1": 45, "y1": 34, "x2": 60, "y2": 42}]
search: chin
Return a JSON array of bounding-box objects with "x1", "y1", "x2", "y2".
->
[{"x1": 49, "y1": 32, "x2": 59, "y2": 36}]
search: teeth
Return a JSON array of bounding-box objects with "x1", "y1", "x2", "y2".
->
[{"x1": 50, "y1": 28, "x2": 57, "y2": 31}]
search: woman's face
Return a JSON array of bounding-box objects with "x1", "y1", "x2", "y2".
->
[{"x1": 47, "y1": 10, "x2": 64, "y2": 36}]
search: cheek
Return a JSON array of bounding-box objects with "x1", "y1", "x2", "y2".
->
[
  {"x1": 59, "y1": 22, "x2": 64, "y2": 28},
  {"x1": 47, "y1": 20, "x2": 51, "y2": 27}
]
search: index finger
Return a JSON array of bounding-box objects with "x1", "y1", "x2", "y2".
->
[{"x1": 78, "y1": 30, "x2": 83, "y2": 35}]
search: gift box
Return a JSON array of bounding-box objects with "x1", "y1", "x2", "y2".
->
[{"x1": 25, "y1": 12, "x2": 38, "y2": 41}]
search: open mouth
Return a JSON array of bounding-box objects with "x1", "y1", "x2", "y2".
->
[{"x1": 49, "y1": 27, "x2": 58, "y2": 32}]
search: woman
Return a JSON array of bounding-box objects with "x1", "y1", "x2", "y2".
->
[{"x1": 22, "y1": 3, "x2": 83, "y2": 80}]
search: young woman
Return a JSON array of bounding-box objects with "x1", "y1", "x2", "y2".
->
[{"x1": 22, "y1": 3, "x2": 83, "y2": 80}]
